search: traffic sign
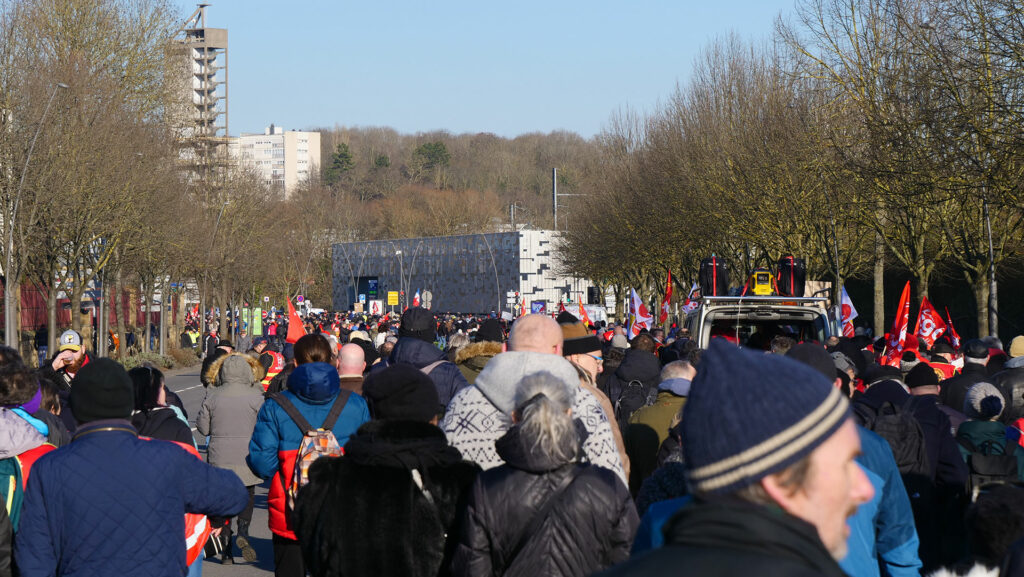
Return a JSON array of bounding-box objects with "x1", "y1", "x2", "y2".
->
[
  {"x1": 263, "y1": 296, "x2": 270, "y2": 303},
  {"x1": 296, "y1": 295, "x2": 304, "y2": 303},
  {"x1": 387, "y1": 291, "x2": 399, "y2": 306}
]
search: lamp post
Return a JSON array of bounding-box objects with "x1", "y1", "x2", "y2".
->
[
  {"x1": 198, "y1": 200, "x2": 228, "y2": 347},
  {"x1": 5, "y1": 82, "x2": 68, "y2": 346},
  {"x1": 395, "y1": 250, "x2": 404, "y2": 310}
]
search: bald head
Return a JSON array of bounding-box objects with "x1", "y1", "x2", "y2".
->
[
  {"x1": 508, "y1": 314, "x2": 563, "y2": 355},
  {"x1": 338, "y1": 343, "x2": 366, "y2": 376}
]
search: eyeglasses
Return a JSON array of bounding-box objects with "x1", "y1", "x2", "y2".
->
[{"x1": 585, "y1": 353, "x2": 604, "y2": 364}]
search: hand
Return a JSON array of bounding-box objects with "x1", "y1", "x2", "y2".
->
[
  {"x1": 51, "y1": 351, "x2": 73, "y2": 371},
  {"x1": 209, "y1": 527, "x2": 223, "y2": 538}
]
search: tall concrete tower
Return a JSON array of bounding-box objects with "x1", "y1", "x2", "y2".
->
[{"x1": 176, "y1": 4, "x2": 230, "y2": 177}]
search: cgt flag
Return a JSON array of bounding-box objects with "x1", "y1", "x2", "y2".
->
[
  {"x1": 660, "y1": 271, "x2": 674, "y2": 324},
  {"x1": 914, "y1": 296, "x2": 947, "y2": 349},
  {"x1": 578, "y1": 302, "x2": 592, "y2": 327},
  {"x1": 628, "y1": 288, "x2": 653, "y2": 338},
  {"x1": 882, "y1": 281, "x2": 912, "y2": 367}
]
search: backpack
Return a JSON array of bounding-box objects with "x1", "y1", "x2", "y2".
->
[
  {"x1": 853, "y1": 399, "x2": 931, "y2": 478},
  {"x1": 615, "y1": 379, "x2": 658, "y2": 429},
  {"x1": 0, "y1": 457, "x2": 24, "y2": 532},
  {"x1": 267, "y1": 390, "x2": 351, "y2": 519},
  {"x1": 957, "y1": 436, "x2": 1019, "y2": 501}
]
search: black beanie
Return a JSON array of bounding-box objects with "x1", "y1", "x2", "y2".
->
[
  {"x1": 905, "y1": 363, "x2": 939, "y2": 388},
  {"x1": 70, "y1": 358, "x2": 134, "y2": 424},
  {"x1": 362, "y1": 363, "x2": 439, "y2": 421},
  {"x1": 475, "y1": 318, "x2": 504, "y2": 343}
]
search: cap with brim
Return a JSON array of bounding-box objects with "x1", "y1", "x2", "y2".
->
[{"x1": 58, "y1": 329, "x2": 82, "y2": 352}]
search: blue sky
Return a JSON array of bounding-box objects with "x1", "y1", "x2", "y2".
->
[{"x1": 179, "y1": 1, "x2": 796, "y2": 138}]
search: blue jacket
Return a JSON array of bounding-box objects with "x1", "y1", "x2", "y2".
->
[
  {"x1": 14, "y1": 420, "x2": 247, "y2": 577},
  {"x1": 372, "y1": 337, "x2": 469, "y2": 413},
  {"x1": 247, "y1": 362, "x2": 370, "y2": 539},
  {"x1": 840, "y1": 427, "x2": 922, "y2": 577},
  {"x1": 630, "y1": 428, "x2": 922, "y2": 577}
]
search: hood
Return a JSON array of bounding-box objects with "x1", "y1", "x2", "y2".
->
[
  {"x1": 0, "y1": 408, "x2": 46, "y2": 458},
  {"x1": 957, "y1": 419, "x2": 1010, "y2": 445},
  {"x1": 455, "y1": 341, "x2": 503, "y2": 366},
  {"x1": 615, "y1": 348, "x2": 662, "y2": 383},
  {"x1": 287, "y1": 362, "x2": 341, "y2": 404},
  {"x1": 344, "y1": 419, "x2": 464, "y2": 470},
  {"x1": 205, "y1": 353, "x2": 264, "y2": 389},
  {"x1": 1003, "y1": 355, "x2": 1024, "y2": 370},
  {"x1": 494, "y1": 419, "x2": 585, "y2": 473},
  {"x1": 861, "y1": 379, "x2": 911, "y2": 409},
  {"x1": 474, "y1": 351, "x2": 578, "y2": 415},
  {"x1": 131, "y1": 406, "x2": 180, "y2": 435},
  {"x1": 390, "y1": 337, "x2": 446, "y2": 368},
  {"x1": 659, "y1": 377, "x2": 691, "y2": 397}
]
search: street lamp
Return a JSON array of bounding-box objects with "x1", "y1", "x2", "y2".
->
[
  {"x1": 395, "y1": 250, "x2": 404, "y2": 310},
  {"x1": 5, "y1": 82, "x2": 68, "y2": 347},
  {"x1": 198, "y1": 200, "x2": 229, "y2": 345}
]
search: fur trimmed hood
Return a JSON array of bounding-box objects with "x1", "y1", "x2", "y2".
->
[
  {"x1": 203, "y1": 352, "x2": 265, "y2": 388},
  {"x1": 454, "y1": 341, "x2": 503, "y2": 365}
]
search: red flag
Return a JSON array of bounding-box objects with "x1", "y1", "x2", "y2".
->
[
  {"x1": 914, "y1": 296, "x2": 947, "y2": 349},
  {"x1": 558, "y1": 300, "x2": 566, "y2": 314},
  {"x1": 944, "y1": 307, "x2": 961, "y2": 349},
  {"x1": 882, "y1": 281, "x2": 912, "y2": 367},
  {"x1": 285, "y1": 300, "x2": 306, "y2": 344},
  {"x1": 578, "y1": 302, "x2": 592, "y2": 327},
  {"x1": 412, "y1": 290, "x2": 421, "y2": 308},
  {"x1": 659, "y1": 271, "x2": 673, "y2": 324}
]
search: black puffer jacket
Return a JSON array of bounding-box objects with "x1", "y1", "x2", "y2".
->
[
  {"x1": 451, "y1": 425, "x2": 637, "y2": 577},
  {"x1": 991, "y1": 355, "x2": 1024, "y2": 424},
  {"x1": 296, "y1": 420, "x2": 479, "y2": 577}
]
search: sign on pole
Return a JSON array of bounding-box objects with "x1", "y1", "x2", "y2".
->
[
  {"x1": 387, "y1": 291, "x2": 399, "y2": 306},
  {"x1": 369, "y1": 300, "x2": 383, "y2": 316},
  {"x1": 296, "y1": 295, "x2": 304, "y2": 303}
]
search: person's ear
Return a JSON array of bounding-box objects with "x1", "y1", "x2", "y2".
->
[{"x1": 760, "y1": 472, "x2": 802, "y2": 513}]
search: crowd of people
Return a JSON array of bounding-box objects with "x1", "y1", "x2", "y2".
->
[{"x1": 3, "y1": 305, "x2": 1024, "y2": 577}]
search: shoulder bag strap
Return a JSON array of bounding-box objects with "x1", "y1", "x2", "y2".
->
[
  {"x1": 503, "y1": 465, "x2": 583, "y2": 571},
  {"x1": 320, "y1": 390, "x2": 352, "y2": 431},
  {"x1": 267, "y1": 391, "x2": 314, "y2": 433},
  {"x1": 421, "y1": 360, "x2": 446, "y2": 376}
]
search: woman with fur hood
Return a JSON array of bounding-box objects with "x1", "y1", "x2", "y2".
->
[
  {"x1": 197, "y1": 352, "x2": 266, "y2": 564},
  {"x1": 454, "y1": 319, "x2": 504, "y2": 385}
]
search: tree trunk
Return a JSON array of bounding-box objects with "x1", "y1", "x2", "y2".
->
[
  {"x1": 971, "y1": 275, "x2": 989, "y2": 338},
  {"x1": 218, "y1": 277, "x2": 230, "y2": 338},
  {"x1": 46, "y1": 277, "x2": 57, "y2": 360},
  {"x1": 115, "y1": 266, "x2": 127, "y2": 362},
  {"x1": 873, "y1": 231, "x2": 885, "y2": 337},
  {"x1": 990, "y1": 278, "x2": 998, "y2": 339},
  {"x1": 145, "y1": 280, "x2": 154, "y2": 353}
]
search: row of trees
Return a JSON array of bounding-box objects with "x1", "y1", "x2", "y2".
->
[{"x1": 560, "y1": 0, "x2": 1024, "y2": 338}]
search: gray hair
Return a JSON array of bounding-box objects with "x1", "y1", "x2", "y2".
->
[
  {"x1": 514, "y1": 372, "x2": 578, "y2": 464},
  {"x1": 446, "y1": 332, "x2": 470, "y2": 353},
  {"x1": 660, "y1": 360, "x2": 693, "y2": 381}
]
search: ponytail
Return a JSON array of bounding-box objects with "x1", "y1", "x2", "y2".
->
[{"x1": 514, "y1": 372, "x2": 578, "y2": 464}]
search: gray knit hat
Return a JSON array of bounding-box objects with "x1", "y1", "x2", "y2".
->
[{"x1": 964, "y1": 382, "x2": 1004, "y2": 421}]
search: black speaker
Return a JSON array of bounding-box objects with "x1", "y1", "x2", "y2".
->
[{"x1": 587, "y1": 286, "x2": 601, "y2": 305}]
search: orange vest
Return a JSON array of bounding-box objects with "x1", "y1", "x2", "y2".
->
[{"x1": 261, "y1": 352, "x2": 285, "y2": 390}]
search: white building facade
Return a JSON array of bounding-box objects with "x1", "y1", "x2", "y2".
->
[{"x1": 233, "y1": 124, "x2": 321, "y2": 197}]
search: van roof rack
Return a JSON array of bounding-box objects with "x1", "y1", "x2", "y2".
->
[{"x1": 699, "y1": 296, "x2": 829, "y2": 305}]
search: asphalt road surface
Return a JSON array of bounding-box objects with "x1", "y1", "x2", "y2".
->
[{"x1": 166, "y1": 366, "x2": 275, "y2": 577}]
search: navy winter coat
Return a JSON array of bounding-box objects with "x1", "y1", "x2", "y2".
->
[
  {"x1": 372, "y1": 337, "x2": 469, "y2": 414},
  {"x1": 14, "y1": 420, "x2": 248, "y2": 577}
]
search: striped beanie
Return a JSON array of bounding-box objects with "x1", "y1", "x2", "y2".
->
[{"x1": 682, "y1": 339, "x2": 850, "y2": 495}]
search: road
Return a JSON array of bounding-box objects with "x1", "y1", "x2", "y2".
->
[{"x1": 166, "y1": 366, "x2": 275, "y2": 577}]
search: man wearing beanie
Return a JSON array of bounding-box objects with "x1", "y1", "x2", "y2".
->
[
  {"x1": 955, "y1": 382, "x2": 1024, "y2": 484},
  {"x1": 991, "y1": 335, "x2": 1024, "y2": 425},
  {"x1": 15, "y1": 358, "x2": 248, "y2": 577},
  {"x1": 453, "y1": 318, "x2": 503, "y2": 385},
  {"x1": 600, "y1": 332, "x2": 661, "y2": 429},
  {"x1": 940, "y1": 339, "x2": 990, "y2": 419},
  {"x1": 296, "y1": 363, "x2": 480, "y2": 577},
  {"x1": 371, "y1": 306, "x2": 469, "y2": 414},
  {"x1": 603, "y1": 340, "x2": 874, "y2": 577}
]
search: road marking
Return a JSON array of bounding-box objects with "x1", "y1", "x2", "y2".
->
[{"x1": 175, "y1": 385, "x2": 204, "y2": 393}]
